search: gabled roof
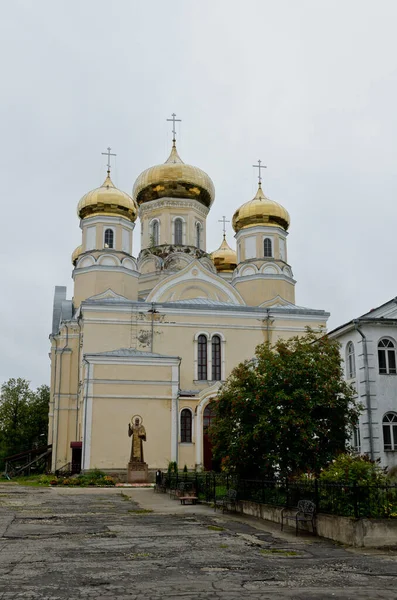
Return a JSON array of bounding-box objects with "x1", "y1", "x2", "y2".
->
[{"x1": 329, "y1": 297, "x2": 397, "y2": 336}]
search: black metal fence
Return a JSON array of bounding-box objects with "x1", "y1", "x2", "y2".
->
[{"x1": 163, "y1": 472, "x2": 397, "y2": 519}]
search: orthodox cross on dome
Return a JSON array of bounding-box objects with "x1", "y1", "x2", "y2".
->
[
  {"x1": 218, "y1": 215, "x2": 230, "y2": 239},
  {"x1": 101, "y1": 147, "x2": 116, "y2": 174},
  {"x1": 252, "y1": 159, "x2": 267, "y2": 185},
  {"x1": 166, "y1": 113, "x2": 182, "y2": 145}
]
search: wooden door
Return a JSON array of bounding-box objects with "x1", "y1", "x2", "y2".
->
[{"x1": 203, "y1": 403, "x2": 215, "y2": 471}]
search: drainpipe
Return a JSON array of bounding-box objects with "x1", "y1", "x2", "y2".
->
[
  {"x1": 50, "y1": 336, "x2": 58, "y2": 449},
  {"x1": 82, "y1": 358, "x2": 90, "y2": 471},
  {"x1": 151, "y1": 302, "x2": 155, "y2": 353},
  {"x1": 54, "y1": 323, "x2": 69, "y2": 469},
  {"x1": 75, "y1": 317, "x2": 82, "y2": 440},
  {"x1": 353, "y1": 320, "x2": 374, "y2": 460}
]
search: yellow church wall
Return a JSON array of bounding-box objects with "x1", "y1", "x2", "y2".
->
[
  {"x1": 178, "y1": 444, "x2": 196, "y2": 469},
  {"x1": 88, "y1": 396, "x2": 173, "y2": 470},
  {"x1": 234, "y1": 278, "x2": 295, "y2": 306},
  {"x1": 93, "y1": 363, "x2": 172, "y2": 384},
  {"x1": 73, "y1": 269, "x2": 138, "y2": 307},
  {"x1": 50, "y1": 344, "x2": 81, "y2": 470},
  {"x1": 78, "y1": 306, "x2": 327, "y2": 396}
]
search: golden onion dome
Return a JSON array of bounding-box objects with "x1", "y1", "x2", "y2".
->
[
  {"x1": 232, "y1": 184, "x2": 290, "y2": 233},
  {"x1": 77, "y1": 171, "x2": 138, "y2": 222},
  {"x1": 133, "y1": 143, "x2": 215, "y2": 208},
  {"x1": 211, "y1": 236, "x2": 237, "y2": 273},
  {"x1": 71, "y1": 244, "x2": 83, "y2": 266}
]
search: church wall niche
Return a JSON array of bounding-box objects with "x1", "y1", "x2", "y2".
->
[{"x1": 97, "y1": 254, "x2": 120, "y2": 266}]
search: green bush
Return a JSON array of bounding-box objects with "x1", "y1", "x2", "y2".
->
[{"x1": 319, "y1": 454, "x2": 386, "y2": 485}]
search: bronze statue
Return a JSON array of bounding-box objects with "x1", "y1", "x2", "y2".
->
[{"x1": 128, "y1": 417, "x2": 146, "y2": 463}]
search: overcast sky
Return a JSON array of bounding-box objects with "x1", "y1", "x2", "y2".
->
[{"x1": 1, "y1": 0, "x2": 397, "y2": 388}]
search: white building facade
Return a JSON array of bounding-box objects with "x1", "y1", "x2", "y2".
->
[{"x1": 329, "y1": 298, "x2": 397, "y2": 469}]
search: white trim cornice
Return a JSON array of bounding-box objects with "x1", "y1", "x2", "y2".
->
[
  {"x1": 83, "y1": 354, "x2": 181, "y2": 367},
  {"x1": 80, "y1": 215, "x2": 135, "y2": 230},
  {"x1": 73, "y1": 265, "x2": 140, "y2": 279},
  {"x1": 232, "y1": 273, "x2": 296, "y2": 285},
  {"x1": 235, "y1": 225, "x2": 288, "y2": 239},
  {"x1": 139, "y1": 197, "x2": 209, "y2": 218}
]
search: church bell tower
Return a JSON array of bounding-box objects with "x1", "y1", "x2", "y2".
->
[{"x1": 71, "y1": 148, "x2": 139, "y2": 308}]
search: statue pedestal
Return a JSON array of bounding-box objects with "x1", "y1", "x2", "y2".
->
[{"x1": 127, "y1": 461, "x2": 148, "y2": 483}]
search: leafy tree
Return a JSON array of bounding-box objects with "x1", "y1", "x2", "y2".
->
[
  {"x1": 0, "y1": 378, "x2": 49, "y2": 468},
  {"x1": 25, "y1": 385, "x2": 50, "y2": 449},
  {"x1": 210, "y1": 330, "x2": 360, "y2": 478}
]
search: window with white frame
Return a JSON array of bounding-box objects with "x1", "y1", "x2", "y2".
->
[
  {"x1": 378, "y1": 339, "x2": 397, "y2": 374},
  {"x1": 104, "y1": 228, "x2": 114, "y2": 248},
  {"x1": 346, "y1": 341, "x2": 356, "y2": 379},
  {"x1": 212, "y1": 335, "x2": 221, "y2": 381},
  {"x1": 180, "y1": 409, "x2": 192, "y2": 443},
  {"x1": 383, "y1": 413, "x2": 397, "y2": 451},
  {"x1": 151, "y1": 220, "x2": 159, "y2": 246},
  {"x1": 174, "y1": 218, "x2": 183, "y2": 245},
  {"x1": 197, "y1": 334, "x2": 208, "y2": 380},
  {"x1": 264, "y1": 238, "x2": 272, "y2": 257}
]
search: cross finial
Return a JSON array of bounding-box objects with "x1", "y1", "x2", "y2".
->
[
  {"x1": 218, "y1": 215, "x2": 230, "y2": 239},
  {"x1": 166, "y1": 113, "x2": 182, "y2": 146},
  {"x1": 252, "y1": 159, "x2": 267, "y2": 185},
  {"x1": 101, "y1": 147, "x2": 117, "y2": 175}
]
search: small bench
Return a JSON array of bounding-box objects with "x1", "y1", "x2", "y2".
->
[
  {"x1": 180, "y1": 495, "x2": 198, "y2": 505},
  {"x1": 214, "y1": 488, "x2": 237, "y2": 513},
  {"x1": 281, "y1": 499, "x2": 316, "y2": 536}
]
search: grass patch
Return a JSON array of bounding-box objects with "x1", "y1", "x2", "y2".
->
[
  {"x1": 7, "y1": 471, "x2": 117, "y2": 488},
  {"x1": 219, "y1": 543, "x2": 228, "y2": 548},
  {"x1": 120, "y1": 492, "x2": 131, "y2": 501},
  {"x1": 207, "y1": 525, "x2": 225, "y2": 531},
  {"x1": 260, "y1": 549, "x2": 298, "y2": 556},
  {"x1": 128, "y1": 509, "x2": 153, "y2": 514}
]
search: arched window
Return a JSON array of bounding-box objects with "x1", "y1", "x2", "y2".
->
[
  {"x1": 104, "y1": 228, "x2": 114, "y2": 248},
  {"x1": 180, "y1": 409, "x2": 192, "y2": 443},
  {"x1": 383, "y1": 413, "x2": 397, "y2": 451},
  {"x1": 198, "y1": 334, "x2": 207, "y2": 380},
  {"x1": 196, "y1": 223, "x2": 201, "y2": 249},
  {"x1": 264, "y1": 238, "x2": 272, "y2": 257},
  {"x1": 212, "y1": 335, "x2": 221, "y2": 381},
  {"x1": 151, "y1": 220, "x2": 159, "y2": 246},
  {"x1": 174, "y1": 218, "x2": 183, "y2": 245},
  {"x1": 346, "y1": 342, "x2": 356, "y2": 379},
  {"x1": 378, "y1": 339, "x2": 397, "y2": 374}
]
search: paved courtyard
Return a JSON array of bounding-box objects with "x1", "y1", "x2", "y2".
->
[{"x1": 0, "y1": 484, "x2": 397, "y2": 599}]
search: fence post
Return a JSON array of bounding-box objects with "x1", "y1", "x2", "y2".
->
[
  {"x1": 314, "y1": 478, "x2": 319, "y2": 512},
  {"x1": 353, "y1": 483, "x2": 359, "y2": 519}
]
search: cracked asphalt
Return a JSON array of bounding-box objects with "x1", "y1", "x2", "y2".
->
[{"x1": 0, "y1": 484, "x2": 397, "y2": 599}]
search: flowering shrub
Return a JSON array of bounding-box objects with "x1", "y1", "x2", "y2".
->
[{"x1": 319, "y1": 454, "x2": 386, "y2": 485}]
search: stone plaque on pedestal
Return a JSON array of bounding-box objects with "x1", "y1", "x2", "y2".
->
[{"x1": 127, "y1": 461, "x2": 148, "y2": 483}]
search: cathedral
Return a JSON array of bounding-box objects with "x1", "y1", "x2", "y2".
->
[{"x1": 49, "y1": 120, "x2": 329, "y2": 477}]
